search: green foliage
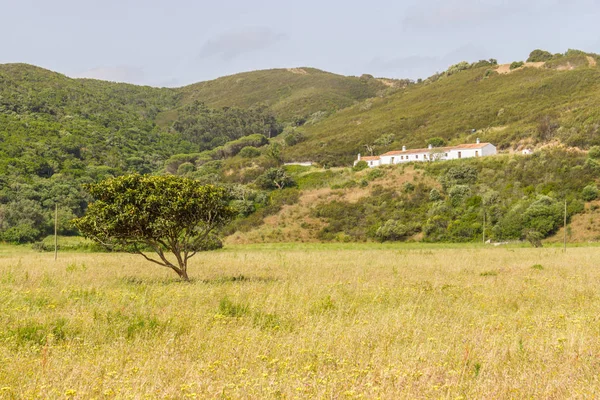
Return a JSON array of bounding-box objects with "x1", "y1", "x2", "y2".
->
[
  {"x1": 527, "y1": 49, "x2": 553, "y2": 62},
  {"x1": 256, "y1": 168, "x2": 296, "y2": 190},
  {"x1": 589, "y1": 146, "x2": 600, "y2": 159},
  {"x1": 510, "y1": 61, "x2": 525, "y2": 70},
  {"x1": 448, "y1": 185, "x2": 471, "y2": 207},
  {"x1": 429, "y1": 188, "x2": 442, "y2": 201},
  {"x1": 287, "y1": 50, "x2": 600, "y2": 165},
  {"x1": 74, "y1": 175, "x2": 235, "y2": 280},
  {"x1": 366, "y1": 168, "x2": 385, "y2": 181},
  {"x1": 178, "y1": 67, "x2": 390, "y2": 120},
  {"x1": 171, "y1": 102, "x2": 279, "y2": 150},
  {"x1": 582, "y1": 184, "x2": 599, "y2": 201},
  {"x1": 375, "y1": 220, "x2": 413, "y2": 241},
  {"x1": 427, "y1": 137, "x2": 446, "y2": 147},
  {"x1": 522, "y1": 196, "x2": 564, "y2": 237},
  {"x1": 239, "y1": 146, "x2": 261, "y2": 158},
  {"x1": 440, "y1": 165, "x2": 478, "y2": 190},
  {"x1": 526, "y1": 230, "x2": 544, "y2": 247},
  {"x1": 353, "y1": 160, "x2": 368, "y2": 171},
  {"x1": 283, "y1": 129, "x2": 306, "y2": 147}
]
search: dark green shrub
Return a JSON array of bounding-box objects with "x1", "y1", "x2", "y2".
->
[
  {"x1": 255, "y1": 168, "x2": 296, "y2": 190},
  {"x1": 239, "y1": 146, "x2": 261, "y2": 158},
  {"x1": 375, "y1": 220, "x2": 409, "y2": 241},
  {"x1": 510, "y1": 61, "x2": 525, "y2": 70},
  {"x1": 366, "y1": 168, "x2": 385, "y2": 181},
  {"x1": 588, "y1": 146, "x2": 600, "y2": 159},
  {"x1": 449, "y1": 185, "x2": 471, "y2": 207},
  {"x1": 429, "y1": 188, "x2": 442, "y2": 201},
  {"x1": 176, "y1": 162, "x2": 195, "y2": 175},
  {"x1": 353, "y1": 160, "x2": 368, "y2": 171},
  {"x1": 582, "y1": 184, "x2": 599, "y2": 201},
  {"x1": 527, "y1": 49, "x2": 553, "y2": 62},
  {"x1": 426, "y1": 137, "x2": 446, "y2": 147}
]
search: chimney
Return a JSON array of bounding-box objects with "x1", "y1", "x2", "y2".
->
[
  {"x1": 357, "y1": 153, "x2": 361, "y2": 161},
  {"x1": 428, "y1": 144, "x2": 433, "y2": 149},
  {"x1": 476, "y1": 138, "x2": 480, "y2": 144},
  {"x1": 402, "y1": 145, "x2": 406, "y2": 151}
]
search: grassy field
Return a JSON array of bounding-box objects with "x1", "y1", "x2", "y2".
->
[{"x1": 1, "y1": 243, "x2": 600, "y2": 398}]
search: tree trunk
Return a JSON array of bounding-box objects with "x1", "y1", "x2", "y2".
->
[{"x1": 178, "y1": 267, "x2": 190, "y2": 282}]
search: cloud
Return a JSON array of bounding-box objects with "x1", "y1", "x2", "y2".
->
[
  {"x1": 199, "y1": 27, "x2": 287, "y2": 61},
  {"x1": 73, "y1": 66, "x2": 146, "y2": 85},
  {"x1": 402, "y1": 0, "x2": 521, "y2": 31}
]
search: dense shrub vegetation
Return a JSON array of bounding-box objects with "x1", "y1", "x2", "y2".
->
[
  {"x1": 307, "y1": 149, "x2": 596, "y2": 243},
  {"x1": 1, "y1": 49, "x2": 600, "y2": 244}
]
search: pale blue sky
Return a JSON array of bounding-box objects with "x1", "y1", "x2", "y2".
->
[{"x1": 1, "y1": 0, "x2": 599, "y2": 87}]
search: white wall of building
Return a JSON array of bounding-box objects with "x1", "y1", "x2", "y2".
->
[{"x1": 355, "y1": 143, "x2": 496, "y2": 167}]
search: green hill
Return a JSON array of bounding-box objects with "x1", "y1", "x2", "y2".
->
[
  {"x1": 2, "y1": 49, "x2": 600, "y2": 245},
  {"x1": 177, "y1": 67, "x2": 393, "y2": 121},
  {"x1": 286, "y1": 52, "x2": 600, "y2": 165}
]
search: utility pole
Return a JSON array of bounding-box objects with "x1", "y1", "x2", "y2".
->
[
  {"x1": 54, "y1": 204, "x2": 58, "y2": 261},
  {"x1": 563, "y1": 199, "x2": 567, "y2": 253}
]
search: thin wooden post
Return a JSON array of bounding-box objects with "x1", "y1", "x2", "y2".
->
[
  {"x1": 563, "y1": 199, "x2": 567, "y2": 253},
  {"x1": 54, "y1": 204, "x2": 58, "y2": 261},
  {"x1": 482, "y1": 208, "x2": 486, "y2": 244}
]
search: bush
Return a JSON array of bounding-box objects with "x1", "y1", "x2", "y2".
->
[
  {"x1": 441, "y1": 165, "x2": 478, "y2": 189},
  {"x1": 366, "y1": 168, "x2": 385, "y2": 181},
  {"x1": 527, "y1": 49, "x2": 553, "y2": 63},
  {"x1": 429, "y1": 188, "x2": 442, "y2": 201},
  {"x1": 582, "y1": 184, "x2": 599, "y2": 201},
  {"x1": 588, "y1": 146, "x2": 600, "y2": 159},
  {"x1": 283, "y1": 130, "x2": 306, "y2": 147},
  {"x1": 176, "y1": 162, "x2": 195, "y2": 175},
  {"x1": 376, "y1": 220, "x2": 410, "y2": 241},
  {"x1": 448, "y1": 185, "x2": 472, "y2": 207},
  {"x1": 426, "y1": 137, "x2": 446, "y2": 147},
  {"x1": 522, "y1": 196, "x2": 563, "y2": 237},
  {"x1": 256, "y1": 168, "x2": 296, "y2": 190},
  {"x1": 353, "y1": 160, "x2": 368, "y2": 171},
  {"x1": 510, "y1": 61, "x2": 525, "y2": 70},
  {"x1": 239, "y1": 146, "x2": 261, "y2": 158}
]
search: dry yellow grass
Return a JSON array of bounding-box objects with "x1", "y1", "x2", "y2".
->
[{"x1": 1, "y1": 243, "x2": 600, "y2": 398}]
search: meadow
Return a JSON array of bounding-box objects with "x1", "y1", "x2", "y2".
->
[{"x1": 1, "y1": 243, "x2": 600, "y2": 398}]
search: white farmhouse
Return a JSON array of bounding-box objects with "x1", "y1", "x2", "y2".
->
[{"x1": 354, "y1": 139, "x2": 496, "y2": 168}]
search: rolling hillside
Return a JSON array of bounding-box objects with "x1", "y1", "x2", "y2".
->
[
  {"x1": 177, "y1": 67, "x2": 393, "y2": 120},
  {"x1": 286, "y1": 52, "x2": 600, "y2": 165},
  {"x1": 2, "y1": 49, "x2": 600, "y2": 245}
]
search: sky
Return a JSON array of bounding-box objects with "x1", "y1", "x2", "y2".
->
[{"x1": 1, "y1": 0, "x2": 600, "y2": 87}]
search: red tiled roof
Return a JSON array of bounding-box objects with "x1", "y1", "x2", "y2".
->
[{"x1": 361, "y1": 156, "x2": 380, "y2": 161}]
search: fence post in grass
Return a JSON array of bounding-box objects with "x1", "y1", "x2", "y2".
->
[
  {"x1": 54, "y1": 204, "x2": 58, "y2": 261},
  {"x1": 563, "y1": 199, "x2": 567, "y2": 253},
  {"x1": 482, "y1": 208, "x2": 486, "y2": 244}
]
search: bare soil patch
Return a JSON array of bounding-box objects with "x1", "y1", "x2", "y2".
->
[{"x1": 287, "y1": 68, "x2": 308, "y2": 75}]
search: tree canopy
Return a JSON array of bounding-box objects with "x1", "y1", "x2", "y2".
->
[{"x1": 74, "y1": 175, "x2": 235, "y2": 281}]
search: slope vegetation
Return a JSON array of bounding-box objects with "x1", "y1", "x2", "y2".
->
[
  {"x1": 287, "y1": 55, "x2": 600, "y2": 165},
  {"x1": 178, "y1": 68, "x2": 391, "y2": 120}
]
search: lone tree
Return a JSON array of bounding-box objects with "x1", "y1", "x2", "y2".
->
[{"x1": 74, "y1": 175, "x2": 235, "y2": 281}]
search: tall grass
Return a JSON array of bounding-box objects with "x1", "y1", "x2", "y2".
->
[{"x1": 1, "y1": 244, "x2": 600, "y2": 398}]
